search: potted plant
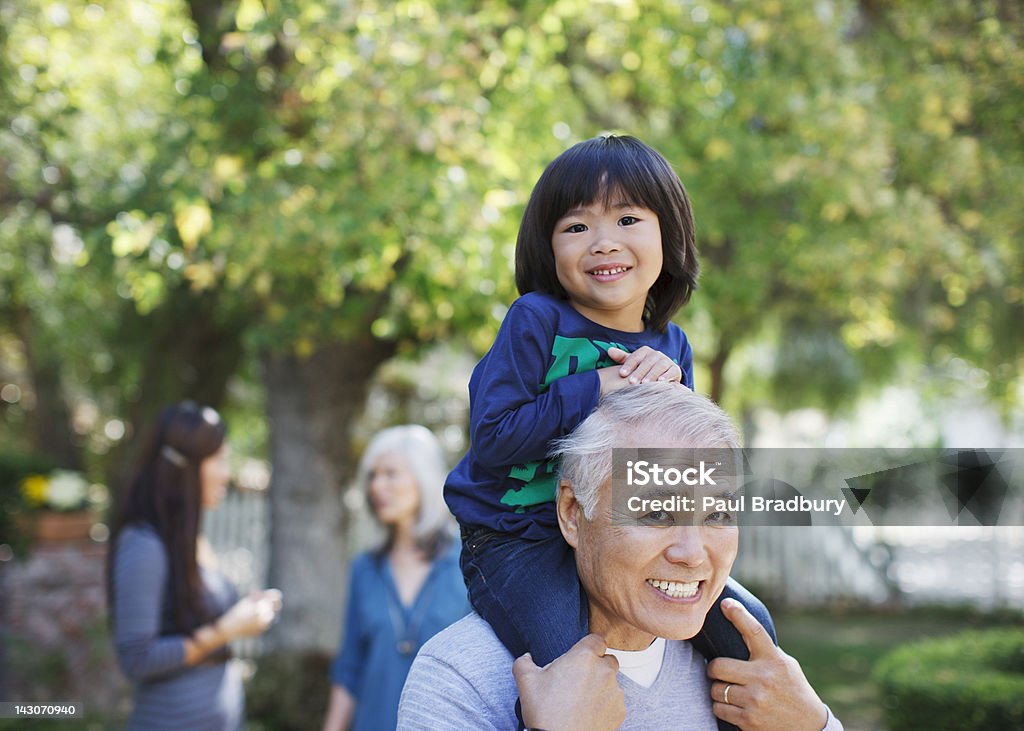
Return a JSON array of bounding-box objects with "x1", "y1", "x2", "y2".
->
[
  {"x1": 19, "y1": 470, "x2": 106, "y2": 543},
  {"x1": 0, "y1": 453, "x2": 108, "y2": 554}
]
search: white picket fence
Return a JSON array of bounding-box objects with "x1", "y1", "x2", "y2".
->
[
  {"x1": 203, "y1": 488, "x2": 269, "y2": 658},
  {"x1": 206, "y1": 490, "x2": 1022, "y2": 633},
  {"x1": 732, "y1": 525, "x2": 898, "y2": 606},
  {"x1": 871, "y1": 526, "x2": 1024, "y2": 611}
]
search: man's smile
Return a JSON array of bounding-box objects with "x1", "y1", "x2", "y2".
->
[{"x1": 646, "y1": 578, "x2": 701, "y2": 599}]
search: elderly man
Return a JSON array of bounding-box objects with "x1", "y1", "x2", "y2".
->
[{"x1": 398, "y1": 383, "x2": 842, "y2": 730}]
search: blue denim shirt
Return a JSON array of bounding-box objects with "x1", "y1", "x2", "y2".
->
[{"x1": 330, "y1": 540, "x2": 470, "y2": 731}]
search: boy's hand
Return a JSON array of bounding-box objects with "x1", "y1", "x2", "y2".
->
[
  {"x1": 597, "y1": 365, "x2": 631, "y2": 396},
  {"x1": 608, "y1": 346, "x2": 683, "y2": 385}
]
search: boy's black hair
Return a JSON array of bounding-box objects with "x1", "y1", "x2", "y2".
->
[{"x1": 514, "y1": 135, "x2": 699, "y2": 332}]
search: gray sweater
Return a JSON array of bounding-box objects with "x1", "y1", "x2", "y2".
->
[
  {"x1": 398, "y1": 612, "x2": 719, "y2": 730},
  {"x1": 398, "y1": 612, "x2": 843, "y2": 731},
  {"x1": 112, "y1": 524, "x2": 242, "y2": 731}
]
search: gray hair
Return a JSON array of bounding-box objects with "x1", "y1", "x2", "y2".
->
[
  {"x1": 552, "y1": 383, "x2": 741, "y2": 519},
  {"x1": 356, "y1": 425, "x2": 455, "y2": 554}
]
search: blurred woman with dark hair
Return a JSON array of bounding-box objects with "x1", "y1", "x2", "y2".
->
[{"x1": 108, "y1": 402, "x2": 282, "y2": 731}]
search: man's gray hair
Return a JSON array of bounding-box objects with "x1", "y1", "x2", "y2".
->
[{"x1": 552, "y1": 382, "x2": 741, "y2": 519}]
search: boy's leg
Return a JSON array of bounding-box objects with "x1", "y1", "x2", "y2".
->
[
  {"x1": 460, "y1": 525, "x2": 588, "y2": 667},
  {"x1": 461, "y1": 526, "x2": 589, "y2": 731},
  {"x1": 691, "y1": 577, "x2": 777, "y2": 731}
]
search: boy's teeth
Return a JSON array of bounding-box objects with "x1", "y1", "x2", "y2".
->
[
  {"x1": 646, "y1": 578, "x2": 699, "y2": 598},
  {"x1": 591, "y1": 266, "x2": 627, "y2": 275}
]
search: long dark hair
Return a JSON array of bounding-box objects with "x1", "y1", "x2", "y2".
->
[
  {"x1": 515, "y1": 135, "x2": 700, "y2": 332},
  {"x1": 107, "y1": 401, "x2": 227, "y2": 634}
]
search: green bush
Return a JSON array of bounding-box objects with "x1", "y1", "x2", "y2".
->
[
  {"x1": 873, "y1": 628, "x2": 1024, "y2": 730},
  {"x1": 245, "y1": 650, "x2": 331, "y2": 730}
]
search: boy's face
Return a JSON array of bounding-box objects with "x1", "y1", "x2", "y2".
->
[{"x1": 551, "y1": 196, "x2": 662, "y2": 332}]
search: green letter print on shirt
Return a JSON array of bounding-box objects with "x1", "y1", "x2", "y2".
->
[{"x1": 500, "y1": 336, "x2": 624, "y2": 512}]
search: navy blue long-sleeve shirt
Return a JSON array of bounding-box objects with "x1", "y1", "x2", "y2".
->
[{"x1": 445, "y1": 292, "x2": 694, "y2": 540}]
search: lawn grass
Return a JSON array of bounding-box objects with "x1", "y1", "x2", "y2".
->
[{"x1": 774, "y1": 605, "x2": 1024, "y2": 731}]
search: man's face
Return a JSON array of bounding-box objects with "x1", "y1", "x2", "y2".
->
[{"x1": 559, "y1": 436, "x2": 739, "y2": 651}]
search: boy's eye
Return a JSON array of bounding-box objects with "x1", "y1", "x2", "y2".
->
[
  {"x1": 619, "y1": 215, "x2": 638, "y2": 226},
  {"x1": 564, "y1": 223, "x2": 588, "y2": 234}
]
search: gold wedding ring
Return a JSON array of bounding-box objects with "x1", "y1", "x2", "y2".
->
[{"x1": 723, "y1": 684, "x2": 732, "y2": 705}]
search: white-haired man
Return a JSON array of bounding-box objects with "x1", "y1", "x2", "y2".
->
[{"x1": 398, "y1": 383, "x2": 842, "y2": 731}]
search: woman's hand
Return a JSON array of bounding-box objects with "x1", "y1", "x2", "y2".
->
[
  {"x1": 321, "y1": 684, "x2": 356, "y2": 731},
  {"x1": 185, "y1": 589, "x2": 282, "y2": 664},
  {"x1": 217, "y1": 589, "x2": 283, "y2": 640},
  {"x1": 706, "y1": 598, "x2": 829, "y2": 731}
]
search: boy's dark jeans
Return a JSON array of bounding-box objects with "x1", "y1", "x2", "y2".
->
[{"x1": 461, "y1": 525, "x2": 777, "y2": 731}]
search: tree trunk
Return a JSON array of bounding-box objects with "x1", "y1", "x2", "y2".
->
[
  {"x1": 10, "y1": 304, "x2": 82, "y2": 470},
  {"x1": 262, "y1": 338, "x2": 395, "y2": 652},
  {"x1": 708, "y1": 338, "x2": 731, "y2": 406}
]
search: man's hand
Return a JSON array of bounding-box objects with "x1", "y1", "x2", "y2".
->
[
  {"x1": 707, "y1": 598, "x2": 829, "y2": 731},
  {"x1": 513, "y1": 634, "x2": 626, "y2": 731}
]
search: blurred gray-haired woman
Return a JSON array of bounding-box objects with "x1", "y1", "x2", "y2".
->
[{"x1": 322, "y1": 425, "x2": 470, "y2": 731}]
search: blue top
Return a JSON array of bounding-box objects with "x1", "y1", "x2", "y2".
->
[
  {"x1": 445, "y1": 291, "x2": 694, "y2": 539},
  {"x1": 113, "y1": 524, "x2": 243, "y2": 731},
  {"x1": 329, "y1": 539, "x2": 470, "y2": 731}
]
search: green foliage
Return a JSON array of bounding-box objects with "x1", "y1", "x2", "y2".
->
[
  {"x1": 874, "y1": 628, "x2": 1024, "y2": 730},
  {"x1": 775, "y1": 606, "x2": 1023, "y2": 730},
  {"x1": 0, "y1": 0, "x2": 198, "y2": 467},
  {"x1": 850, "y1": 0, "x2": 1024, "y2": 413},
  {"x1": 91, "y1": 0, "x2": 532, "y2": 351},
  {"x1": 1, "y1": 0, "x2": 1021, "y2": 474}
]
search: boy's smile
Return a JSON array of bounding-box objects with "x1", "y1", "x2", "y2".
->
[
  {"x1": 551, "y1": 198, "x2": 663, "y2": 332},
  {"x1": 586, "y1": 263, "x2": 632, "y2": 282}
]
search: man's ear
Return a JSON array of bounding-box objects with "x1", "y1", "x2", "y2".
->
[{"x1": 557, "y1": 478, "x2": 581, "y2": 549}]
